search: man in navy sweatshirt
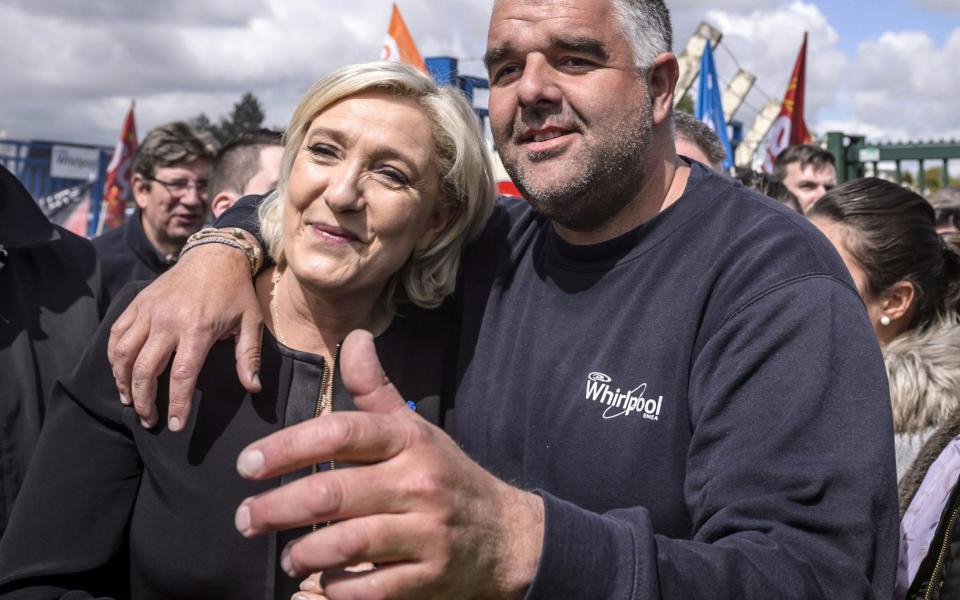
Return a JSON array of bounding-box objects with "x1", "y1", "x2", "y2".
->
[{"x1": 106, "y1": 0, "x2": 899, "y2": 597}]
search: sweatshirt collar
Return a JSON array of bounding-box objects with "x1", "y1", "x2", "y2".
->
[
  {"x1": 544, "y1": 161, "x2": 729, "y2": 271},
  {"x1": 124, "y1": 208, "x2": 179, "y2": 270}
]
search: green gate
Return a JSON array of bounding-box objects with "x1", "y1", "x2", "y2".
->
[{"x1": 825, "y1": 132, "x2": 960, "y2": 195}]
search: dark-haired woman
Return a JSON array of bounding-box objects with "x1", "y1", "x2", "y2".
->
[{"x1": 807, "y1": 178, "x2": 960, "y2": 598}]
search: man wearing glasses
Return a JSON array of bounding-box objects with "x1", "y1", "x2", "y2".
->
[{"x1": 93, "y1": 121, "x2": 218, "y2": 301}]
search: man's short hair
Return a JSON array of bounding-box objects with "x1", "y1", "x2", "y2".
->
[
  {"x1": 132, "y1": 121, "x2": 218, "y2": 179},
  {"x1": 773, "y1": 144, "x2": 836, "y2": 182},
  {"x1": 208, "y1": 129, "x2": 283, "y2": 199},
  {"x1": 673, "y1": 112, "x2": 726, "y2": 167},
  {"x1": 930, "y1": 184, "x2": 960, "y2": 211},
  {"x1": 610, "y1": 0, "x2": 672, "y2": 68},
  {"x1": 736, "y1": 169, "x2": 801, "y2": 212}
]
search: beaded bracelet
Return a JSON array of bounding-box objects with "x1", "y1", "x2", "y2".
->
[{"x1": 179, "y1": 227, "x2": 263, "y2": 276}]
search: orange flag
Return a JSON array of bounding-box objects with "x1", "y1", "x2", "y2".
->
[
  {"x1": 763, "y1": 33, "x2": 812, "y2": 173},
  {"x1": 381, "y1": 3, "x2": 427, "y2": 74},
  {"x1": 100, "y1": 101, "x2": 138, "y2": 232}
]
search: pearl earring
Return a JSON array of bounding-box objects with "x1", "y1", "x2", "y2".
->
[{"x1": 880, "y1": 315, "x2": 891, "y2": 327}]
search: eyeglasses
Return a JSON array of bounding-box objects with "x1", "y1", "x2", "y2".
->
[{"x1": 148, "y1": 176, "x2": 209, "y2": 200}]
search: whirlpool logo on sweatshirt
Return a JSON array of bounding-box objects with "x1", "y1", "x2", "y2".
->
[{"x1": 584, "y1": 372, "x2": 663, "y2": 421}]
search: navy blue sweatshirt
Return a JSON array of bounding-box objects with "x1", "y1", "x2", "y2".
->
[
  {"x1": 91, "y1": 208, "x2": 177, "y2": 302},
  {"x1": 220, "y1": 162, "x2": 900, "y2": 598}
]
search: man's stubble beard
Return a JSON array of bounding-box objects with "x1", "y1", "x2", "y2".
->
[{"x1": 501, "y1": 100, "x2": 654, "y2": 233}]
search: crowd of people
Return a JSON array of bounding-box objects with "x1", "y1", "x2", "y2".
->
[{"x1": 1, "y1": 0, "x2": 959, "y2": 598}]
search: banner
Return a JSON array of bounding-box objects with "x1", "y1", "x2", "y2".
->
[
  {"x1": 49, "y1": 145, "x2": 100, "y2": 180},
  {"x1": 762, "y1": 33, "x2": 812, "y2": 173},
  {"x1": 98, "y1": 101, "x2": 138, "y2": 235},
  {"x1": 695, "y1": 42, "x2": 734, "y2": 171},
  {"x1": 38, "y1": 182, "x2": 93, "y2": 237},
  {"x1": 381, "y1": 3, "x2": 427, "y2": 74}
]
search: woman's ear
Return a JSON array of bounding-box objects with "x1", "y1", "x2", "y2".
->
[
  {"x1": 415, "y1": 205, "x2": 454, "y2": 252},
  {"x1": 881, "y1": 280, "x2": 916, "y2": 325}
]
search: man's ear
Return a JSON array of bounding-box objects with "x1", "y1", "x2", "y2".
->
[
  {"x1": 132, "y1": 174, "x2": 151, "y2": 210},
  {"x1": 415, "y1": 205, "x2": 455, "y2": 252},
  {"x1": 648, "y1": 52, "x2": 679, "y2": 126},
  {"x1": 882, "y1": 280, "x2": 917, "y2": 325},
  {"x1": 211, "y1": 191, "x2": 240, "y2": 220}
]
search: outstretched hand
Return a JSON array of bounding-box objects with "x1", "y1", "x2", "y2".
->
[
  {"x1": 235, "y1": 330, "x2": 545, "y2": 600},
  {"x1": 107, "y1": 241, "x2": 263, "y2": 430}
]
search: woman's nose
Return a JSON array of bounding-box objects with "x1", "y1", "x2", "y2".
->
[{"x1": 323, "y1": 164, "x2": 364, "y2": 212}]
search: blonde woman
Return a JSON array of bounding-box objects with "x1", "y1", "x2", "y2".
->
[{"x1": 0, "y1": 62, "x2": 493, "y2": 599}]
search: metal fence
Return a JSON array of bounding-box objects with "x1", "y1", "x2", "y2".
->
[
  {"x1": 0, "y1": 139, "x2": 112, "y2": 237},
  {"x1": 826, "y1": 133, "x2": 960, "y2": 194}
]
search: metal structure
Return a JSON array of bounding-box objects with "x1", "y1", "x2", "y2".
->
[
  {"x1": 674, "y1": 22, "x2": 723, "y2": 108},
  {"x1": 426, "y1": 56, "x2": 489, "y2": 125},
  {"x1": 825, "y1": 132, "x2": 960, "y2": 193},
  {"x1": 0, "y1": 139, "x2": 111, "y2": 236}
]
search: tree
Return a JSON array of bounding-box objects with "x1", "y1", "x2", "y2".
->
[
  {"x1": 191, "y1": 92, "x2": 266, "y2": 145},
  {"x1": 675, "y1": 94, "x2": 695, "y2": 115}
]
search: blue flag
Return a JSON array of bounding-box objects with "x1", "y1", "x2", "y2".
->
[{"x1": 695, "y1": 42, "x2": 734, "y2": 171}]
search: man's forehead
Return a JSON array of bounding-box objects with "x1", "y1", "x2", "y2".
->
[
  {"x1": 156, "y1": 160, "x2": 211, "y2": 176},
  {"x1": 486, "y1": 0, "x2": 621, "y2": 58}
]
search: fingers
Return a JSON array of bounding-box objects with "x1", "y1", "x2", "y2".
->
[
  {"x1": 281, "y1": 515, "x2": 428, "y2": 578},
  {"x1": 129, "y1": 334, "x2": 178, "y2": 428},
  {"x1": 108, "y1": 303, "x2": 149, "y2": 406},
  {"x1": 236, "y1": 309, "x2": 264, "y2": 394},
  {"x1": 320, "y1": 563, "x2": 422, "y2": 600},
  {"x1": 236, "y1": 413, "x2": 409, "y2": 480},
  {"x1": 236, "y1": 462, "x2": 409, "y2": 536},
  {"x1": 340, "y1": 330, "x2": 407, "y2": 415},
  {"x1": 300, "y1": 572, "x2": 324, "y2": 593},
  {"x1": 291, "y1": 592, "x2": 326, "y2": 600},
  {"x1": 166, "y1": 332, "x2": 219, "y2": 432}
]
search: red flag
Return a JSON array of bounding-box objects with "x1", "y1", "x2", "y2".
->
[
  {"x1": 381, "y1": 4, "x2": 427, "y2": 74},
  {"x1": 763, "y1": 33, "x2": 812, "y2": 172},
  {"x1": 101, "y1": 101, "x2": 138, "y2": 232}
]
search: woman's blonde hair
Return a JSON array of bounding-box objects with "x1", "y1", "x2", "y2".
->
[{"x1": 258, "y1": 61, "x2": 495, "y2": 310}]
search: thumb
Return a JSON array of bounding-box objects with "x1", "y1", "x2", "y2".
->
[
  {"x1": 340, "y1": 329, "x2": 407, "y2": 415},
  {"x1": 236, "y1": 310, "x2": 264, "y2": 393}
]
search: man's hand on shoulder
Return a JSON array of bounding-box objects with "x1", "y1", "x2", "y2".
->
[{"x1": 108, "y1": 233, "x2": 263, "y2": 431}]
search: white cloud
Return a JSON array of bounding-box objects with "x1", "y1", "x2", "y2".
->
[
  {"x1": 846, "y1": 28, "x2": 960, "y2": 141},
  {"x1": 694, "y1": 1, "x2": 846, "y2": 136},
  {"x1": 0, "y1": 0, "x2": 957, "y2": 148},
  {"x1": 682, "y1": 1, "x2": 960, "y2": 143},
  {"x1": 0, "y1": 0, "x2": 493, "y2": 145}
]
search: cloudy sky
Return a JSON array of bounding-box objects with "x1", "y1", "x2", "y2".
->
[{"x1": 0, "y1": 0, "x2": 958, "y2": 149}]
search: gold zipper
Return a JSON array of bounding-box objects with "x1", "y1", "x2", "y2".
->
[
  {"x1": 923, "y1": 501, "x2": 960, "y2": 600},
  {"x1": 312, "y1": 343, "x2": 341, "y2": 531}
]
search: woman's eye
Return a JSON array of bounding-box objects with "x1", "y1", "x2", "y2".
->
[
  {"x1": 379, "y1": 168, "x2": 409, "y2": 186},
  {"x1": 307, "y1": 144, "x2": 337, "y2": 158}
]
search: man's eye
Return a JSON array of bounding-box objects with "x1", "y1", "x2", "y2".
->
[
  {"x1": 168, "y1": 180, "x2": 189, "y2": 191},
  {"x1": 492, "y1": 64, "x2": 521, "y2": 83},
  {"x1": 561, "y1": 57, "x2": 592, "y2": 68}
]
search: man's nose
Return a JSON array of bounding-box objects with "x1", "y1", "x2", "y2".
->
[
  {"x1": 179, "y1": 185, "x2": 206, "y2": 207},
  {"x1": 516, "y1": 54, "x2": 563, "y2": 109}
]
